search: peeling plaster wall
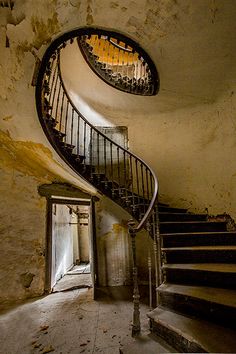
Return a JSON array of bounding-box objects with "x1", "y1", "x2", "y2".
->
[
  {"x1": 128, "y1": 89, "x2": 236, "y2": 218},
  {"x1": 96, "y1": 197, "x2": 132, "y2": 286},
  {"x1": 0, "y1": 0, "x2": 99, "y2": 304},
  {"x1": 1, "y1": 0, "x2": 236, "y2": 303},
  {"x1": 95, "y1": 196, "x2": 152, "y2": 286}
]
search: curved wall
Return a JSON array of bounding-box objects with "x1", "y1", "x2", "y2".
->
[{"x1": 1, "y1": 0, "x2": 236, "y2": 303}]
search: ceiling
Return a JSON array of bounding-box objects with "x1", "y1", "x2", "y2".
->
[{"x1": 59, "y1": 0, "x2": 236, "y2": 116}]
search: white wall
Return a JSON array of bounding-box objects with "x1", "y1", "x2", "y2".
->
[{"x1": 51, "y1": 204, "x2": 74, "y2": 287}]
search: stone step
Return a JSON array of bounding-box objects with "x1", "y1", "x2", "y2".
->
[
  {"x1": 163, "y1": 263, "x2": 236, "y2": 289},
  {"x1": 159, "y1": 212, "x2": 207, "y2": 222},
  {"x1": 157, "y1": 283, "x2": 236, "y2": 328},
  {"x1": 162, "y1": 245, "x2": 236, "y2": 263},
  {"x1": 148, "y1": 306, "x2": 236, "y2": 353},
  {"x1": 162, "y1": 231, "x2": 236, "y2": 247},
  {"x1": 160, "y1": 221, "x2": 227, "y2": 234}
]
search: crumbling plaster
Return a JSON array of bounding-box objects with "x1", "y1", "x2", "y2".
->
[
  {"x1": 95, "y1": 197, "x2": 152, "y2": 287},
  {"x1": 1, "y1": 0, "x2": 236, "y2": 303}
]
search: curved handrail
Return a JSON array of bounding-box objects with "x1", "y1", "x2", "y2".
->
[
  {"x1": 36, "y1": 32, "x2": 159, "y2": 235},
  {"x1": 36, "y1": 32, "x2": 162, "y2": 330},
  {"x1": 57, "y1": 53, "x2": 158, "y2": 233}
]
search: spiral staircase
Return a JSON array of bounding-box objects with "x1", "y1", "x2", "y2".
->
[{"x1": 36, "y1": 29, "x2": 236, "y2": 353}]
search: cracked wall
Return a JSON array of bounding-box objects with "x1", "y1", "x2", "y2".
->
[
  {"x1": 95, "y1": 196, "x2": 153, "y2": 287},
  {"x1": 1, "y1": 0, "x2": 236, "y2": 303}
]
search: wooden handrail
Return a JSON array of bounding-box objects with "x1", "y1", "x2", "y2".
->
[{"x1": 57, "y1": 52, "x2": 158, "y2": 233}]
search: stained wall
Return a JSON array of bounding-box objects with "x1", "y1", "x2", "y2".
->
[{"x1": 1, "y1": 0, "x2": 236, "y2": 303}]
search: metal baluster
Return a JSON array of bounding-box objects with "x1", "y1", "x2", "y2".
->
[
  {"x1": 59, "y1": 91, "x2": 65, "y2": 132},
  {"x1": 142, "y1": 60, "x2": 145, "y2": 92},
  {"x1": 152, "y1": 205, "x2": 161, "y2": 306},
  {"x1": 77, "y1": 114, "x2": 80, "y2": 156},
  {"x1": 128, "y1": 221, "x2": 140, "y2": 337},
  {"x1": 140, "y1": 164, "x2": 145, "y2": 217},
  {"x1": 155, "y1": 203, "x2": 162, "y2": 286},
  {"x1": 89, "y1": 126, "x2": 93, "y2": 170},
  {"x1": 129, "y1": 155, "x2": 134, "y2": 198},
  {"x1": 146, "y1": 220, "x2": 153, "y2": 310},
  {"x1": 122, "y1": 48, "x2": 125, "y2": 80},
  {"x1": 123, "y1": 151, "x2": 126, "y2": 190},
  {"x1": 110, "y1": 142, "x2": 113, "y2": 189},
  {"x1": 51, "y1": 65, "x2": 59, "y2": 115},
  {"x1": 55, "y1": 83, "x2": 61, "y2": 125},
  {"x1": 135, "y1": 159, "x2": 140, "y2": 207},
  {"x1": 48, "y1": 59, "x2": 56, "y2": 104},
  {"x1": 84, "y1": 122, "x2": 87, "y2": 167},
  {"x1": 97, "y1": 132, "x2": 100, "y2": 177},
  {"x1": 104, "y1": 138, "x2": 107, "y2": 176},
  {"x1": 64, "y1": 99, "x2": 69, "y2": 140},
  {"x1": 146, "y1": 168, "x2": 150, "y2": 204},
  {"x1": 117, "y1": 147, "x2": 120, "y2": 186},
  {"x1": 71, "y1": 107, "x2": 74, "y2": 146}
]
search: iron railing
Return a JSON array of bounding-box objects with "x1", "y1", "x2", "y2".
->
[{"x1": 36, "y1": 32, "x2": 162, "y2": 337}]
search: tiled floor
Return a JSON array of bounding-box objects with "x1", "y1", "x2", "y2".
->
[{"x1": 0, "y1": 286, "x2": 174, "y2": 354}]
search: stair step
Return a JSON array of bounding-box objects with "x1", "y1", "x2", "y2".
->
[
  {"x1": 71, "y1": 153, "x2": 85, "y2": 163},
  {"x1": 100, "y1": 180, "x2": 113, "y2": 188},
  {"x1": 160, "y1": 220, "x2": 227, "y2": 233},
  {"x1": 162, "y1": 245, "x2": 236, "y2": 263},
  {"x1": 162, "y1": 231, "x2": 236, "y2": 247},
  {"x1": 159, "y1": 212, "x2": 207, "y2": 222},
  {"x1": 45, "y1": 115, "x2": 58, "y2": 128},
  {"x1": 90, "y1": 172, "x2": 106, "y2": 182},
  {"x1": 158, "y1": 206, "x2": 188, "y2": 213},
  {"x1": 148, "y1": 306, "x2": 236, "y2": 353},
  {"x1": 157, "y1": 283, "x2": 236, "y2": 328},
  {"x1": 163, "y1": 263, "x2": 236, "y2": 289},
  {"x1": 112, "y1": 187, "x2": 128, "y2": 197},
  {"x1": 53, "y1": 128, "x2": 66, "y2": 140},
  {"x1": 59, "y1": 142, "x2": 75, "y2": 153},
  {"x1": 78, "y1": 164, "x2": 95, "y2": 176}
]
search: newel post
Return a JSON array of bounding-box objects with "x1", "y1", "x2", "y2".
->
[{"x1": 128, "y1": 220, "x2": 141, "y2": 337}]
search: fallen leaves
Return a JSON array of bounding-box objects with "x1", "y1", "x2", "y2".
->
[{"x1": 41, "y1": 344, "x2": 55, "y2": 353}]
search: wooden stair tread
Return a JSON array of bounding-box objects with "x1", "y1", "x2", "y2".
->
[
  {"x1": 163, "y1": 263, "x2": 236, "y2": 272},
  {"x1": 159, "y1": 212, "x2": 206, "y2": 216},
  {"x1": 160, "y1": 220, "x2": 225, "y2": 224},
  {"x1": 148, "y1": 307, "x2": 236, "y2": 353},
  {"x1": 158, "y1": 283, "x2": 236, "y2": 308},
  {"x1": 162, "y1": 245, "x2": 236, "y2": 250},
  {"x1": 162, "y1": 231, "x2": 236, "y2": 236}
]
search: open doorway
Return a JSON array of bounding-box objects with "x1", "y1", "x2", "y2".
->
[{"x1": 46, "y1": 198, "x2": 96, "y2": 294}]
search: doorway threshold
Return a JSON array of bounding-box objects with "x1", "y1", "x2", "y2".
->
[{"x1": 52, "y1": 268, "x2": 92, "y2": 293}]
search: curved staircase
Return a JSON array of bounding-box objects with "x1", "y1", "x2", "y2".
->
[{"x1": 36, "y1": 30, "x2": 236, "y2": 353}]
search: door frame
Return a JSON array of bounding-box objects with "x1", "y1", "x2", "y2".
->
[{"x1": 45, "y1": 196, "x2": 97, "y2": 293}]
